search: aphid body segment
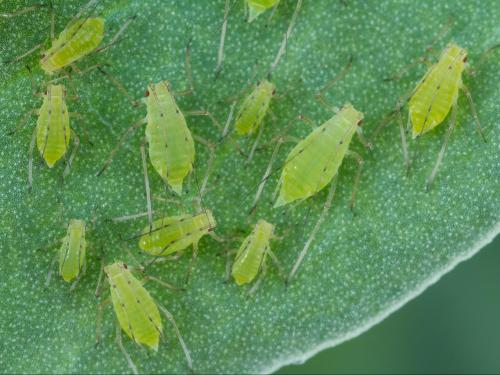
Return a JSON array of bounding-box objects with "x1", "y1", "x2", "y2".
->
[
  {"x1": 104, "y1": 262, "x2": 162, "y2": 350},
  {"x1": 145, "y1": 81, "x2": 195, "y2": 195},
  {"x1": 235, "y1": 79, "x2": 276, "y2": 136},
  {"x1": 41, "y1": 17, "x2": 105, "y2": 74},
  {"x1": 232, "y1": 219, "x2": 274, "y2": 285},
  {"x1": 139, "y1": 210, "x2": 217, "y2": 257},
  {"x1": 246, "y1": 0, "x2": 278, "y2": 22},
  {"x1": 36, "y1": 84, "x2": 71, "y2": 167},
  {"x1": 59, "y1": 219, "x2": 86, "y2": 282},
  {"x1": 275, "y1": 104, "x2": 364, "y2": 207},
  {"x1": 409, "y1": 43, "x2": 467, "y2": 138}
]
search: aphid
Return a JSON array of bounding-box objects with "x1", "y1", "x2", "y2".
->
[
  {"x1": 124, "y1": 205, "x2": 222, "y2": 284},
  {"x1": 229, "y1": 219, "x2": 283, "y2": 294},
  {"x1": 377, "y1": 40, "x2": 498, "y2": 189},
  {"x1": 96, "y1": 261, "x2": 192, "y2": 374},
  {"x1": 235, "y1": 79, "x2": 276, "y2": 137},
  {"x1": 138, "y1": 210, "x2": 217, "y2": 257},
  {"x1": 11, "y1": 82, "x2": 80, "y2": 189},
  {"x1": 42, "y1": 219, "x2": 87, "y2": 291},
  {"x1": 96, "y1": 41, "x2": 222, "y2": 196},
  {"x1": 6, "y1": 0, "x2": 134, "y2": 76}
]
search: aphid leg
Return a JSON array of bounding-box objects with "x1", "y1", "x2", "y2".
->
[
  {"x1": 140, "y1": 142, "x2": 153, "y2": 232},
  {"x1": 95, "y1": 297, "x2": 111, "y2": 346},
  {"x1": 44, "y1": 252, "x2": 58, "y2": 288},
  {"x1": 355, "y1": 127, "x2": 373, "y2": 150},
  {"x1": 96, "y1": 117, "x2": 147, "y2": 176},
  {"x1": 115, "y1": 323, "x2": 139, "y2": 375},
  {"x1": 209, "y1": 231, "x2": 225, "y2": 243},
  {"x1": 287, "y1": 177, "x2": 338, "y2": 285},
  {"x1": 62, "y1": 131, "x2": 81, "y2": 182},
  {"x1": 186, "y1": 110, "x2": 247, "y2": 157},
  {"x1": 396, "y1": 106, "x2": 411, "y2": 175},
  {"x1": 157, "y1": 304, "x2": 193, "y2": 372},
  {"x1": 247, "y1": 120, "x2": 266, "y2": 162},
  {"x1": 248, "y1": 261, "x2": 268, "y2": 295},
  {"x1": 8, "y1": 109, "x2": 37, "y2": 135},
  {"x1": 28, "y1": 127, "x2": 37, "y2": 190},
  {"x1": 3, "y1": 43, "x2": 43, "y2": 64},
  {"x1": 267, "y1": 247, "x2": 285, "y2": 281},
  {"x1": 97, "y1": 66, "x2": 139, "y2": 107},
  {"x1": 314, "y1": 56, "x2": 352, "y2": 112},
  {"x1": 250, "y1": 136, "x2": 285, "y2": 214},
  {"x1": 266, "y1": 0, "x2": 282, "y2": 24},
  {"x1": 0, "y1": 4, "x2": 46, "y2": 18},
  {"x1": 143, "y1": 275, "x2": 183, "y2": 292},
  {"x1": 94, "y1": 258, "x2": 106, "y2": 297},
  {"x1": 298, "y1": 114, "x2": 317, "y2": 131},
  {"x1": 345, "y1": 150, "x2": 364, "y2": 211},
  {"x1": 461, "y1": 84, "x2": 486, "y2": 142},
  {"x1": 192, "y1": 135, "x2": 217, "y2": 199},
  {"x1": 214, "y1": 0, "x2": 233, "y2": 80},
  {"x1": 220, "y1": 101, "x2": 236, "y2": 139},
  {"x1": 267, "y1": 0, "x2": 303, "y2": 79},
  {"x1": 174, "y1": 39, "x2": 194, "y2": 97},
  {"x1": 223, "y1": 249, "x2": 238, "y2": 282},
  {"x1": 69, "y1": 258, "x2": 86, "y2": 293},
  {"x1": 426, "y1": 103, "x2": 457, "y2": 191},
  {"x1": 94, "y1": 15, "x2": 137, "y2": 55},
  {"x1": 185, "y1": 243, "x2": 199, "y2": 285}
]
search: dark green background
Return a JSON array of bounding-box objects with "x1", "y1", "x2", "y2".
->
[{"x1": 279, "y1": 235, "x2": 500, "y2": 374}]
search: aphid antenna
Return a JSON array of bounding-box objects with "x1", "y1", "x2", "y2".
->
[
  {"x1": 286, "y1": 177, "x2": 338, "y2": 286},
  {"x1": 384, "y1": 18, "x2": 454, "y2": 81},
  {"x1": 0, "y1": 3, "x2": 47, "y2": 18},
  {"x1": 94, "y1": 15, "x2": 138, "y2": 55},
  {"x1": 67, "y1": 0, "x2": 101, "y2": 28},
  {"x1": 267, "y1": 0, "x2": 303, "y2": 80},
  {"x1": 315, "y1": 56, "x2": 354, "y2": 112},
  {"x1": 214, "y1": 0, "x2": 238, "y2": 81},
  {"x1": 472, "y1": 43, "x2": 500, "y2": 72}
]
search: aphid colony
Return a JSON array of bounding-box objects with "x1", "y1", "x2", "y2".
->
[{"x1": 6, "y1": 1, "x2": 496, "y2": 374}]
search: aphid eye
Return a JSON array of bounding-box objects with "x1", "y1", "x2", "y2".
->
[
  {"x1": 145, "y1": 90, "x2": 150, "y2": 97},
  {"x1": 357, "y1": 119, "x2": 364, "y2": 126},
  {"x1": 463, "y1": 55, "x2": 468, "y2": 63},
  {"x1": 123, "y1": 263, "x2": 128, "y2": 269},
  {"x1": 272, "y1": 89, "x2": 276, "y2": 95}
]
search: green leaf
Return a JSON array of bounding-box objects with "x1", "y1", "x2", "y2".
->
[{"x1": 1, "y1": 0, "x2": 498, "y2": 373}]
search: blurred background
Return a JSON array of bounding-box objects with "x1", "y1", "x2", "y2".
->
[{"x1": 278, "y1": 235, "x2": 500, "y2": 374}]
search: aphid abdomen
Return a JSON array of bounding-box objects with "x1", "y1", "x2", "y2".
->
[
  {"x1": 139, "y1": 210, "x2": 216, "y2": 256},
  {"x1": 409, "y1": 43, "x2": 466, "y2": 138},
  {"x1": 235, "y1": 80, "x2": 275, "y2": 136},
  {"x1": 145, "y1": 82, "x2": 195, "y2": 195},
  {"x1": 58, "y1": 219, "x2": 86, "y2": 282},
  {"x1": 41, "y1": 18, "x2": 105, "y2": 74},
  {"x1": 232, "y1": 219, "x2": 274, "y2": 285},
  {"x1": 36, "y1": 85, "x2": 70, "y2": 167},
  {"x1": 106, "y1": 263, "x2": 162, "y2": 351},
  {"x1": 275, "y1": 104, "x2": 363, "y2": 207}
]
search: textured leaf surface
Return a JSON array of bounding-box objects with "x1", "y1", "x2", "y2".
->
[{"x1": 0, "y1": 0, "x2": 498, "y2": 373}]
